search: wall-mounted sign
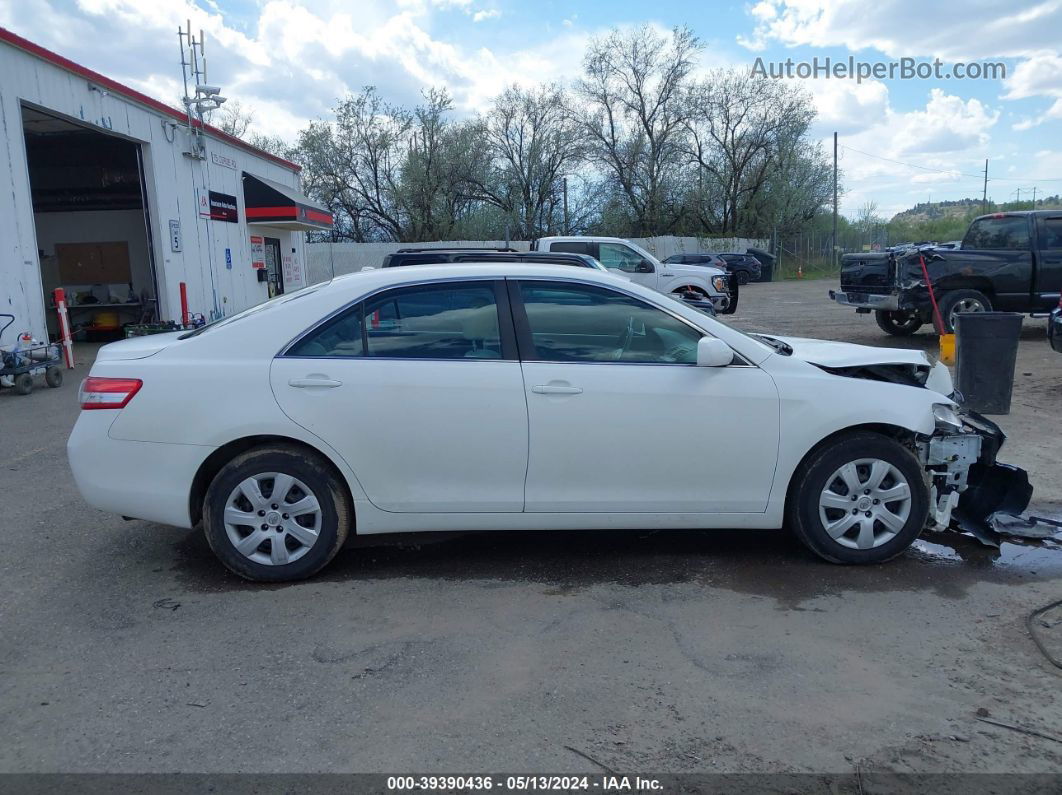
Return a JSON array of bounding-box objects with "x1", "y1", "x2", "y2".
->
[
  {"x1": 197, "y1": 188, "x2": 239, "y2": 223},
  {"x1": 168, "y1": 220, "x2": 182, "y2": 252},
  {"x1": 282, "y1": 254, "x2": 303, "y2": 287},
  {"x1": 249, "y1": 235, "x2": 266, "y2": 270},
  {"x1": 211, "y1": 152, "x2": 237, "y2": 170},
  {"x1": 225, "y1": 248, "x2": 232, "y2": 270}
]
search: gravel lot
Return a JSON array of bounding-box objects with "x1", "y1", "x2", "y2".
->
[{"x1": 0, "y1": 278, "x2": 1059, "y2": 776}]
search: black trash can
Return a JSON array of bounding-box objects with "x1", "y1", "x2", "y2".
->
[{"x1": 954, "y1": 312, "x2": 1023, "y2": 415}]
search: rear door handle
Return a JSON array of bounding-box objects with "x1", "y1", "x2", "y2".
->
[
  {"x1": 288, "y1": 377, "x2": 342, "y2": 388},
  {"x1": 531, "y1": 384, "x2": 583, "y2": 395}
]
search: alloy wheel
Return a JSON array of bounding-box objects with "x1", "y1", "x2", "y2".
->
[
  {"x1": 223, "y1": 472, "x2": 322, "y2": 566},
  {"x1": 818, "y1": 458, "x2": 912, "y2": 550},
  {"x1": 948, "y1": 298, "x2": 985, "y2": 331}
]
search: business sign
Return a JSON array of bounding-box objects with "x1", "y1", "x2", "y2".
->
[
  {"x1": 197, "y1": 188, "x2": 239, "y2": 222},
  {"x1": 249, "y1": 235, "x2": 266, "y2": 270},
  {"x1": 211, "y1": 151, "x2": 237, "y2": 170}
]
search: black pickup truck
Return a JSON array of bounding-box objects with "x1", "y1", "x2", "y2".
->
[{"x1": 830, "y1": 210, "x2": 1062, "y2": 335}]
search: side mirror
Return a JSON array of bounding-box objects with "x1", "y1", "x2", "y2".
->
[
  {"x1": 696, "y1": 337, "x2": 733, "y2": 367},
  {"x1": 635, "y1": 260, "x2": 654, "y2": 274}
]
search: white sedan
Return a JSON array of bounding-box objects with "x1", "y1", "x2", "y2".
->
[{"x1": 68, "y1": 264, "x2": 1029, "y2": 581}]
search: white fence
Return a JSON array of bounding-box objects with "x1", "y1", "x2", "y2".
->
[{"x1": 305, "y1": 236, "x2": 769, "y2": 285}]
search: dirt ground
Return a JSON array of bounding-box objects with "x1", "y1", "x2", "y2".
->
[{"x1": 0, "y1": 278, "x2": 1058, "y2": 779}]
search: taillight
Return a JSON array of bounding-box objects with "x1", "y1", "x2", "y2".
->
[{"x1": 79, "y1": 377, "x2": 143, "y2": 409}]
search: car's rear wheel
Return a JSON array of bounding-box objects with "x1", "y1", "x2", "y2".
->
[
  {"x1": 940, "y1": 289, "x2": 991, "y2": 334},
  {"x1": 203, "y1": 444, "x2": 351, "y2": 581},
  {"x1": 788, "y1": 432, "x2": 928, "y2": 564},
  {"x1": 874, "y1": 310, "x2": 923, "y2": 336}
]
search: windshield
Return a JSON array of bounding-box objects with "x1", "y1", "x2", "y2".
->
[{"x1": 179, "y1": 284, "x2": 322, "y2": 339}]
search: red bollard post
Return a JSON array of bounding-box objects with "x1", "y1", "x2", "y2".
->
[
  {"x1": 179, "y1": 282, "x2": 190, "y2": 328},
  {"x1": 53, "y1": 287, "x2": 75, "y2": 369}
]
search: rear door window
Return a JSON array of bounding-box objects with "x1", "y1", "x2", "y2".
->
[
  {"x1": 1037, "y1": 217, "x2": 1062, "y2": 249},
  {"x1": 549, "y1": 241, "x2": 593, "y2": 256},
  {"x1": 288, "y1": 281, "x2": 505, "y2": 360},
  {"x1": 962, "y1": 217, "x2": 1031, "y2": 250}
]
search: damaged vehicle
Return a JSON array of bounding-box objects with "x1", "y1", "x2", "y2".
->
[
  {"x1": 68, "y1": 264, "x2": 1031, "y2": 581},
  {"x1": 830, "y1": 210, "x2": 1062, "y2": 335}
]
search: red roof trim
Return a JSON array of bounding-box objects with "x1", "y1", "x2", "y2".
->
[{"x1": 0, "y1": 25, "x2": 301, "y2": 173}]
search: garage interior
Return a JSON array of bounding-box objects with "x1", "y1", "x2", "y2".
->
[{"x1": 21, "y1": 105, "x2": 158, "y2": 340}]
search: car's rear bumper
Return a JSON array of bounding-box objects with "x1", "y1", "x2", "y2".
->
[
  {"x1": 67, "y1": 410, "x2": 211, "y2": 529},
  {"x1": 829, "y1": 289, "x2": 900, "y2": 311}
]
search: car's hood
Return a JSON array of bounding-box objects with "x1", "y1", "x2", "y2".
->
[
  {"x1": 769, "y1": 335, "x2": 930, "y2": 368},
  {"x1": 765, "y1": 335, "x2": 954, "y2": 396},
  {"x1": 663, "y1": 262, "x2": 726, "y2": 278},
  {"x1": 94, "y1": 331, "x2": 184, "y2": 361}
]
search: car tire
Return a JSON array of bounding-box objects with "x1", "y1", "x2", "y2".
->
[
  {"x1": 874, "y1": 310, "x2": 923, "y2": 336},
  {"x1": 45, "y1": 366, "x2": 63, "y2": 388},
  {"x1": 14, "y1": 373, "x2": 33, "y2": 395},
  {"x1": 736, "y1": 270, "x2": 751, "y2": 286},
  {"x1": 939, "y1": 289, "x2": 991, "y2": 334},
  {"x1": 788, "y1": 432, "x2": 929, "y2": 564},
  {"x1": 202, "y1": 444, "x2": 351, "y2": 582}
]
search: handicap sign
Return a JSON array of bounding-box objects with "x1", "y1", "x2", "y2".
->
[{"x1": 225, "y1": 248, "x2": 232, "y2": 269}]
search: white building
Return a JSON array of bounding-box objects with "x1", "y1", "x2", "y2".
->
[{"x1": 0, "y1": 26, "x2": 332, "y2": 344}]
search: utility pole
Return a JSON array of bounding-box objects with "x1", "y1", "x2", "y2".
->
[
  {"x1": 832, "y1": 131, "x2": 838, "y2": 271},
  {"x1": 1032, "y1": 186, "x2": 1037, "y2": 209},
  {"x1": 982, "y1": 159, "x2": 988, "y2": 214},
  {"x1": 562, "y1": 177, "x2": 569, "y2": 235}
]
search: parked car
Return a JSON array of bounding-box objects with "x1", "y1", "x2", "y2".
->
[
  {"x1": 663, "y1": 252, "x2": 727, "y2": 270},
  {"x1": 381, "y1": 248, "x2": 715, "y2": 316},
  {"x1": 830, "y1": 211, "x2": 1062, "y2": 335},
  {"x1": 1049, "y1": 295, "x2": 1062, "y2": 354},
  {"x1": 716, "y1": 253, "x2": 763, "y2": 285},
  {"x1": 532, "y1": 236, "x2": 735, "y2": 313},
  {"x1": 69, "y1": 263, "x2": 1030, "y2": 581}
]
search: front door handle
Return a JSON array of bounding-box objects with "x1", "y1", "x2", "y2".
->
[
  {"x1": 288, "y1": 377, "x2": 342, "y2": 388},
  {"x1": 531, "y1": 384, "x2": 583, "y2": 395}
]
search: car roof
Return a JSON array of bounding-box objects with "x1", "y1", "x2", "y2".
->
[{"x1": 328, "y1": 262, "x2": 630, "y2": 293}]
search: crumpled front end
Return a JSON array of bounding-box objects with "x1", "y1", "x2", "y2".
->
[{"x1": 916, "y1": 410, "x2": 1033, "y2": 544}]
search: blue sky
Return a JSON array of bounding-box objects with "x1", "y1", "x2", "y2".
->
[{"x1": 2, "y1": 0, "x2": 1060, "y2": 218}]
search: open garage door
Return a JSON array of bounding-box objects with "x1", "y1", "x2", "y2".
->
[{"x1": 21, "y1": 105, "x2": 160, "y2": 341}]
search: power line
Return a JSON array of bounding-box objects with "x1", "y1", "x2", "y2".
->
[{"x1": 839, "y1": 145, "x2": 1062, "y2": 184}]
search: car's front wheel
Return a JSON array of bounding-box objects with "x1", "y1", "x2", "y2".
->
[
  {"x1": 788, "y1": 432, "x2": 928, "y2": 564},
  {"x1": 202, "y1": 444, "x2": 351, "y2": 581},
  {"x1": 735, "y1": 270, "x2": 751, "y2": 285}
]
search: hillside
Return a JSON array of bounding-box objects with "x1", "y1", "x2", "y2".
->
[{"x1": 890, "y1": 195, "x2": 1062, "y2": 225}]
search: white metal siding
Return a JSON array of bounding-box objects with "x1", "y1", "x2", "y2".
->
[{"x1": 0, "y1": 38, "x2": 306, "y2": 342}]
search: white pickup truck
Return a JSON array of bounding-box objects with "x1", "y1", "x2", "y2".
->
[{"x1": 532, "y1": 236, "x2": 735, "y2": 313}]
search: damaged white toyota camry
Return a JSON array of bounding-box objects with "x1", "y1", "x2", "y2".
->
[{"x1": 68, "y1": 264, "x2": 1031, "y2": 581}]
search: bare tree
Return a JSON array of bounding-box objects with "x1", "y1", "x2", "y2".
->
[
  {"x1": 295, "y1": 87, "x2": 483, "y2": 242},
  {"x1": 576, "y1": 25, "x2": 700, "y2": 236},
  {"x1": 467, "y1": 84, "x2": 586, "y2": 238},
  {"x1": 211, "y1": 99, "x2": 255, "y2": 139},
  {"x1": 684, "y1": 69, "x2": 819, "y2": 234}
]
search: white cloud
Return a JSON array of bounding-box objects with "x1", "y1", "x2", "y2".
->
[
  {"x1": 824, "y1": 88, "x2": 1000, "y2": 215},
  {"x1": 739, "y1": 0, "x2": 1062, "y2": 60},
  {"x1": 0, "y1": 0, "x2": 587, "y2": 141}
]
